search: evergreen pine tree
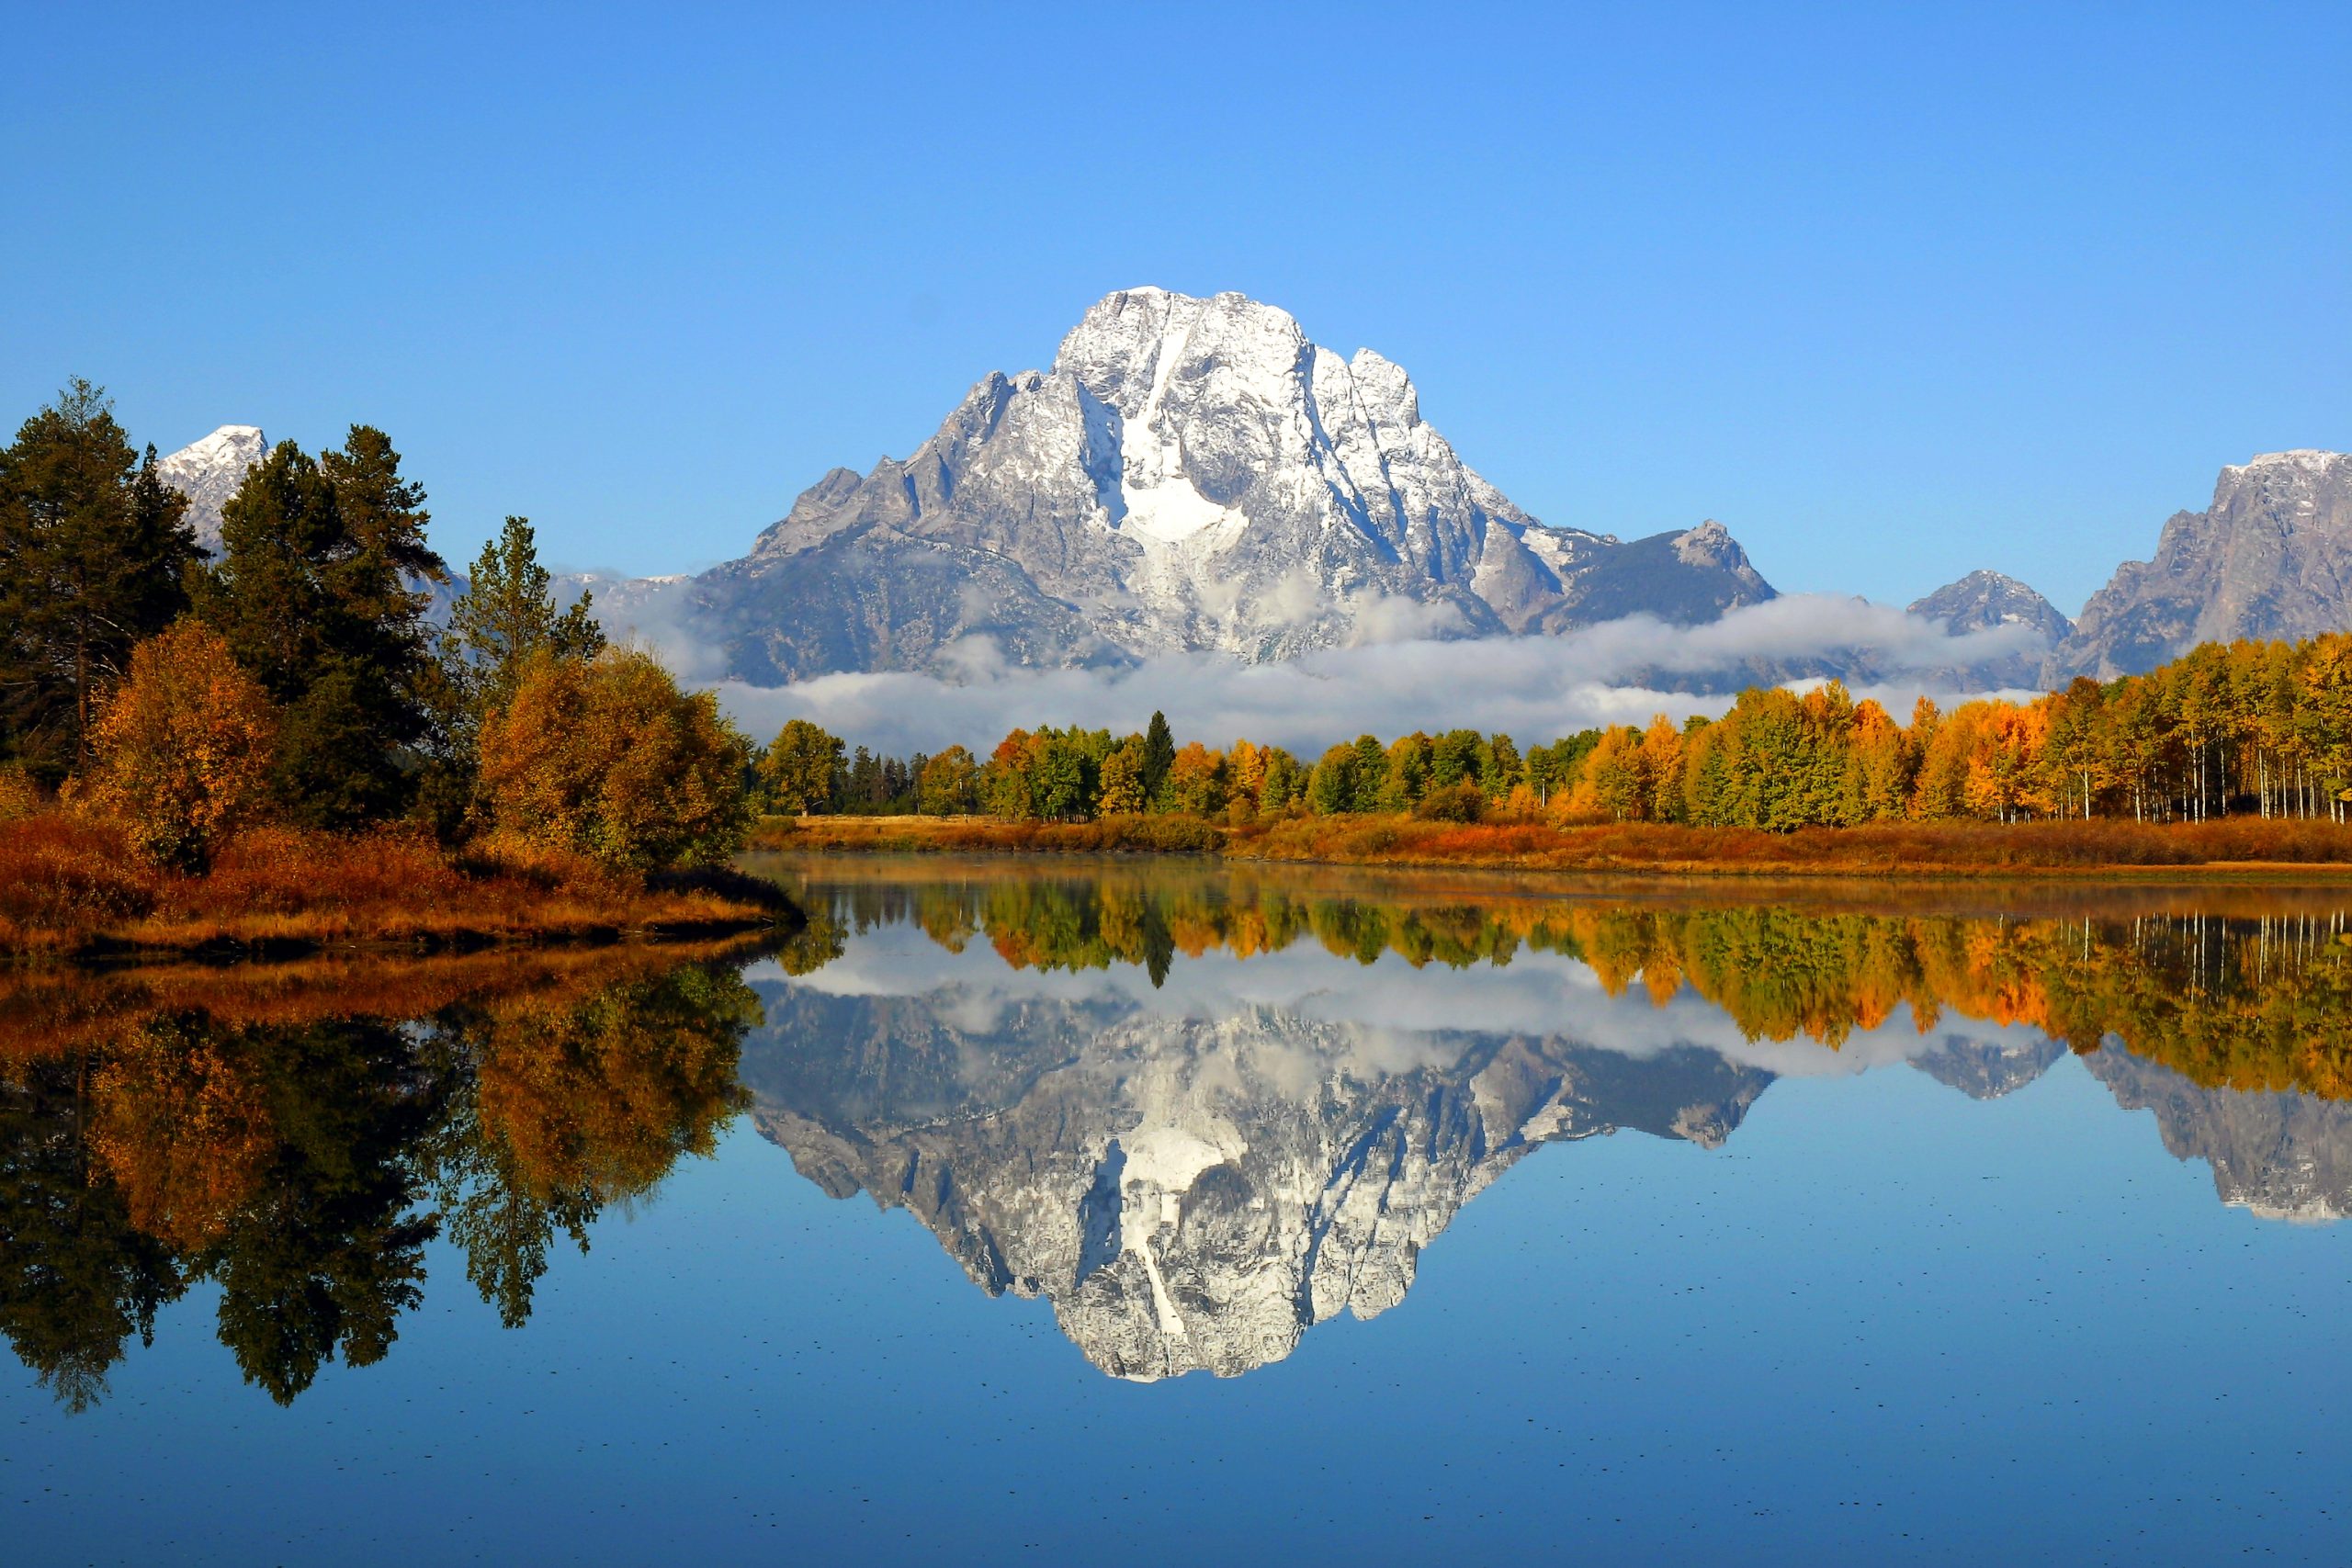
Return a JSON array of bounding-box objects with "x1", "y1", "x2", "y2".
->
[
  {"x1": 443, "y1": 516, "x2": 605, "y2": 719},
  {"x1": 196, "y1": 426, "x2": 447, "y2": 827},
  {"x1": 1141, "y1": 710, "x2": 1175, "y2": 807},
  {"x1": 0, "y1": 381, "x2": 198, "y2": 781}
]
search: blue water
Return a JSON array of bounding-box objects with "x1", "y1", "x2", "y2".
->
[{"x1": 6, "y1": 866, "x2": 2349, "y2": 1564}]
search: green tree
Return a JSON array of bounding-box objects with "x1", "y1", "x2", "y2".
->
[
  {"x1": 196, "y1": 427, "x2": 448, "y2": 827},
  {"x1": 0, "y1": 380, "x2": 198, "y2": 781},
  {"x1": 917, "y1": 744, "x2": 979, "y2": 815},
  {"x1": 1140, "y1": 710, "x2": 1176, "y2": 807},
  {"x1": 1307, "y1": 743, "x2": 1356, "y2": 815},
  {"x1": 760, "y1": 719, "x2": 845, "y2": 814},
  {"x1": 444, "y1": 516, "x2": 605, "y2": 720},
  {"x1": 1349, "y1": 734, "x2": 1388, "y2": 812}
]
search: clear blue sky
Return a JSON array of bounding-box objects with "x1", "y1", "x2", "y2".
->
[{"x1": 5, "y1": 2, "x2": 2345, "y2": 615}]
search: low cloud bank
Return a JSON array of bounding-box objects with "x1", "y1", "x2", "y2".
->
[{"x1": 695, "y1": 593, "x2": 2046, "y2": 756}]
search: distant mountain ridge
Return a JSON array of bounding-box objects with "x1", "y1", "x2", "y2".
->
[{"x1": 149, "y1": 307, "x2": 2346, "y2": 695}]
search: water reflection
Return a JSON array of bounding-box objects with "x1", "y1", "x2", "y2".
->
[
  {"x1": 9, "y1": 862, "x2": 2352, "y2": 1404},
  {"x1": 739, "y1": 858, "x2": 2352, "y2": 1378},
  {"x1": 0, "y1": 945, "x2": 763, "y2": 1410}
]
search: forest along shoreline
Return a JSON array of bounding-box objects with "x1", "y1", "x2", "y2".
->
[
  {"x1": 745, "y1": 622, "x2": 2352, "y2": 881},
  {"x1": 756, "y1": 814, "x2": 2352, "y2": 879},
  {"x1": 0, "y1": 386, "x2": 795, "y2": 963}
]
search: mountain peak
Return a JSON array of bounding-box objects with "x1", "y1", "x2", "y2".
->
[
  {"x1": 701, "y1": 288, "x2": 1778, "y2": 681},
  {"x1": 2052, "y1": 448, "x2": 2352, "y2": 682},
  {"x1": 156, "y1": 424, "x2": 268, "y2": 554},
  {"x1": 1908, "y1": 570, "x2": 2071, "y2": 637}
]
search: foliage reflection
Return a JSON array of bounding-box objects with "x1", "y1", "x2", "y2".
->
[
  {"x1": 0, "y1": 950, "x2": 758, "y2": 1410},
  {"x1": 805, "y1": 869, "x2": 2352, "y2": 1100}
]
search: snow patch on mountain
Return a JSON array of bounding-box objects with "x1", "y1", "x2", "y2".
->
[{"x1": 156, "y1": 423, "x2": 266, "y2": 554}]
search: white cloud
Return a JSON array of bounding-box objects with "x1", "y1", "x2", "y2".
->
[{"x1": 704, "y1": 593, "x2": 2048, "y2": 755}]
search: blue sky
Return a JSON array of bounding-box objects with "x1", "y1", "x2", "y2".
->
[{"x1": 4, "y1": 2, "x2": 2344, "y2": 615}]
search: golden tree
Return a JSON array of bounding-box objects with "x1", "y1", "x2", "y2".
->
[
  {"x1": 79, "y1": 620, "x2": 277, "y2": 868},
  {"x1": 477, "y1": 649, "x2": 753, "y2": 872}
]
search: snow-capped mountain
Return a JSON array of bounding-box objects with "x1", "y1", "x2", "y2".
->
[
  {"x1": 685, "y1": 288, "x2": 1777, "y2": 682},
  {"x1": 2049, "y1": 449, "x2": 2352, "y2": 681},
  {"x1": 155, "y1": 423, "x2": 266, "y2": 554}
]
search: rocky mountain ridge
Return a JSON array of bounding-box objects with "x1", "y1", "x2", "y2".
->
[
  {"x1": 151, "y1": 320, "x2": 2346, "y2": 694},
  {"x1": 2047, "y1": 450, "x2": 2352, "y2": 682},
  {"x1": 684, "y1": 288, "x2": 1778, "y2": 681}
]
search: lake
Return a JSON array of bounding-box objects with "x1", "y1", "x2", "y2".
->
[{"x1": 5, "y1": 855, "x2": 2350, "y2": 1564}]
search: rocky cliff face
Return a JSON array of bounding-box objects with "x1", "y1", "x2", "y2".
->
[
  {"x1": 740, "y1": 981, "x2": 1770, "y2": 1379},
  {"x1": 155, "y1": 424, "x2": 266, "y2": 555},
  {"x1": 687, "y1": 288, "x2": 1776, "y2": 681},
  {"x1": 2050, "y1": 450, "x2": 2352, "y2": 681},
  {"x1": 1903, "y1": 570, "x2": 2075, "y2": 689}
]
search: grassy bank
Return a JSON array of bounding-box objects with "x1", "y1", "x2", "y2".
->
[
  {"x1": 0, "y1": 816, "x2": 794, "y2": 960},
  {"x1": 758, "y1": 812, "x2": 2352, "y2": 877}
]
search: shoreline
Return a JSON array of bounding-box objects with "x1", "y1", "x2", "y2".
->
[
  {"x1": 754, "y1": 813, "x2": 2352, "y2": 882},
  {"x1": 0, "y1": 817, "x2": 799, "y2": 964}
]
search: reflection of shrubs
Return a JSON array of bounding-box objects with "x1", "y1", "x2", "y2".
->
[
  {"x1": 77, "y1": 621, "x2": 277, "y2": 869},
  {"x1": 478, "y1": 649, "x2": 754, "y2": 874}
]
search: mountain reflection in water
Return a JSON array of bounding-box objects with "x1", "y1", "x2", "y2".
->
[
  {"x1": 7, "y1": 862, "x2": 2352, "y2": 1409},
  {"x1": 740, "y1": 857, "x2": 2352, "y2": 1380}
]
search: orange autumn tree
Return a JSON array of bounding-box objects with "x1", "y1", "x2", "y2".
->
[
  {"x1": 476, "y1": 648, "x2": 754, "y2": 873},
  {"x1": 79, "y1": 619, "x2": 277, "y2": 868}
]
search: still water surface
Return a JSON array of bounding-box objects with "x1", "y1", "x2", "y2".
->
[{"x1": 5, "y1": 857, "x2": 2350, "y2": 1563}]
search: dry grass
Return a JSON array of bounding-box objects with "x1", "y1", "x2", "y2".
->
[
  {"x1": 1230, "y1": 815, "x2": 2352, "y2": 875},
  {"x1": 752, "y1": 810, "x2": 2352, "y2": 878},
  {"x1": 754, "y1": 813, "x2": 1224, "y2": 856},
  {"x1": 0, "y1": 813, "x2": 788, "y2": 959}
]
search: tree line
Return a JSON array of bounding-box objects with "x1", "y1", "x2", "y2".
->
[
  {"x1": 840, "y1": 871, "x2": 2352, "y2": 1100},
  {"x1": 0, "y1": 382, "x2": 750, "y2": 872},
  {"x1": 762, "y1": 642, "x2": 2352, "y2": 830}
]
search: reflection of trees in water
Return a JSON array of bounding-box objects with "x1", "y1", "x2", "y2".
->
[
  {"x1": 823, "y1": 874, "x2": 2352, "y2": 1100},
  {"x1": 0, "y1": 957, "x2": 758, "y2": 1410}
]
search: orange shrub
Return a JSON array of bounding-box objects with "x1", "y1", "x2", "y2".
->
[{"x1": 0, "y1": 814, "x2": 159, "y2": 943}]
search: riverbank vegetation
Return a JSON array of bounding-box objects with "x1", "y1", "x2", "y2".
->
[
  {"x1": 760, "y1": 808, "x2": 2352, "y2": 877},
  {"x1": 752, "y1": 630, "x2": 2352, "y2": 872},
  {"x1": 763, "y1": 633, "x2": 2352, "y2": 837},
  {"x1": 0, "y1": 384, "x2": 775, "y2": 956}
]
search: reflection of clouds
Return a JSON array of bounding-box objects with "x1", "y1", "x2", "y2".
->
[{"x1": 743, "y1": 922, "x2": 2061, "y2": 1083}]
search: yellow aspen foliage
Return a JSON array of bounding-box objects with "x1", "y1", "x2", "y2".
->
[
  {"x1": 80, "y1": 619, "x2": 278, "y2": 869},
  {"x1": 476, "y1": 649, "x2": 753, "y2": 873}
]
